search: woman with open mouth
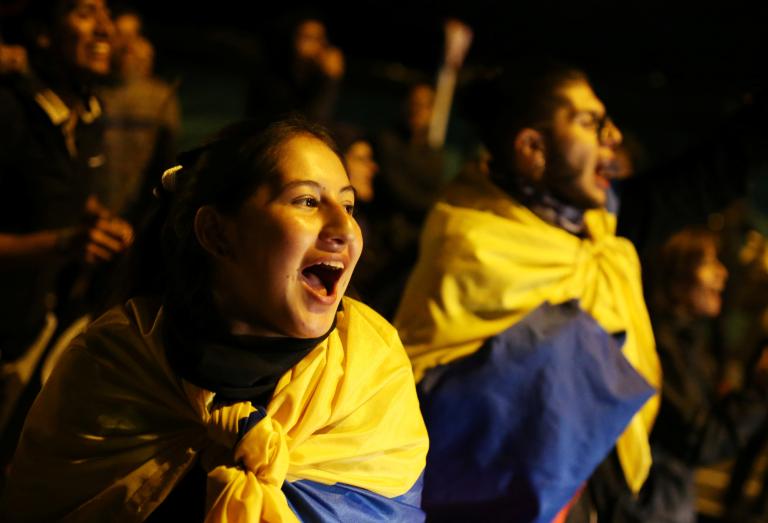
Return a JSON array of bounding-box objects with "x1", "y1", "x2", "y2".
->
[{"x1": 3, "y1": 117, "x2": 429, "y2": 522}]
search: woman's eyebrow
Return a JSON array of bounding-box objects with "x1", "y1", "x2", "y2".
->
[
  {"x1": 340, "y1": 185, "x2": 356, "y2": 197},
  {"x1": 278, "y1": 180, "x2": 357, "y2": 197},
  {"x1": 279, "y1": 180, "x2": 322, "y2": 192}
]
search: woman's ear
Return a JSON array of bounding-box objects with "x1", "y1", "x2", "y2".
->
[
  {"x1": 513, "y1": 128, "x2": 546, "y2": 182},
  {"x1": 194, "y1": 206, "x2": 234, "y2": 259}
]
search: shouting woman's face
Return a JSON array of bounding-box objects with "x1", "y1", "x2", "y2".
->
[{"x1": 214, "y1": 135, "x2": 363, "y2": 338}]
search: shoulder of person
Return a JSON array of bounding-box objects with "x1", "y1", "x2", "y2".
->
[
  {"x1": 73, "y1": 297, "x2": 165, "y2": 366},
  {"x1": 0, "y1": 81, "x2": 27, "y2": 130}
]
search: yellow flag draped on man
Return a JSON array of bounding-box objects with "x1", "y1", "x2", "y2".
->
[
  {"x1": 394, "y1": 64, "x2": 663, "y2": 522},
  {"x1": 395, "y1": 172, "x2": 661, "y2": 495}
]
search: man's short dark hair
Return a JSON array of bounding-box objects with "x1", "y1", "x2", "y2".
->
[{"x1": 461, "y1": 61, "x2": 589, "y2": 170}]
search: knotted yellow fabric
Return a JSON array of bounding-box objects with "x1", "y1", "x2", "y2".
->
[
  {"x1": 201, "y1": 400, "x2": 291, "y2": 522},
  {"x1": 3, "y1": 296, "x2": 428, "y2": 522},
  {"x1": 394, "y1": 174, "x2": 661, "y2": 494}
]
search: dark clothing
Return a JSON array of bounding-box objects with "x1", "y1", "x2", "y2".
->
[
  {"x1": 357, "y1": 128, "x2": 448, "y2": 319},
  {"x1": 566, "y1": 453, "x2": 643, "y2": 523},
  {"x1": 652, "y1": 319, "x2": 764, "y2": 465},
  {"x1": 163, "y1": 304, "x2": 334, "y2": 406},
  {"x1": 376, "y1": 128, "x2": 447, "y2": 221},
  {"x1": 0, "y1": 73, "x2": 105, "y2": 358},
  {"x1": 245, "y1": 63, "x2": 340, "y2": 124},
  {"x1": 641, "y1": 318, "x2": 768, "y2": 522},
  {"x1": 97, "y1": 76, "x2": 180, "y2": 222},
  {"x1": 569, "y1": 318, "x2": 768, "y2": 523}
]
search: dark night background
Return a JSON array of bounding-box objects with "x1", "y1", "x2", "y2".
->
[
  {"x1": 129, "y1": 1, "x2": 768, "y2": 156},
  {"x1": 4, "y1": 0, "x2": 768, "y2": 175}
]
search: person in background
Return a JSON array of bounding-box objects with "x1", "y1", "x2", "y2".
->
[
  {"x1": 395, "y1": 63, "x2": 660, "y2": 522},
  {"x1": 344, "y1": 137, "x2": 378, "y2": 204},
  {"x1": 377, "y1": 83, "x2": 446, "y2": 218},
  {"x1": 331, "y1": 123, "x2": 387, "y2": 305},
  {"x1": 245, "y1": 13, "x2": 344, "y2": 125},
  {"x1": 0, "y1": 0, "x2": 132, "y2": 461},
  {"x1": 637, "y1": 227, "x2": 768, "y2": 523},
  {"x1": 95, "y1": 5, "x2": 181, "y2": 224},
  {"x1": 371, "y1": 18, "x2": 472, "y2": 319},
  {"x1": 0, "y1": 40, "x2": 27, "y2": 75}
]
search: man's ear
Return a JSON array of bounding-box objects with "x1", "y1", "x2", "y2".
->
[
  {"x1": 194, "y1": 206, "x2": 235, "y2": 260},
  {"x1": 513, "y1": 128, "x2": 546, "y2": 182}
]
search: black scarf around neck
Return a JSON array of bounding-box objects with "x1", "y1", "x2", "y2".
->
[{"x1": 164, "y1": 305, "x2": 337, "y2": 406}]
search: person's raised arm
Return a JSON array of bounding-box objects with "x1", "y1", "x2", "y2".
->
[{"x1": 427, "y1": 19, "x2": 472, "y2": 149}]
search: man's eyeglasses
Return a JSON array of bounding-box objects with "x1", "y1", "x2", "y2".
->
[
  {"x1": 568, "y1": 109, "x2": 618, "y2": 144},
  {"x1": 530, "y1": 105, "x2": 620, "y2": 146}
]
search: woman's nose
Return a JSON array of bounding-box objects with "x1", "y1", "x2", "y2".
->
[{"x1": 319, "y1": 201, "x2": 357, "y2": 249}]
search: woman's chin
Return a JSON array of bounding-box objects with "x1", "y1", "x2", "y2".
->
[{"x1": 288, "y1": 311, "x2": 338, "y2": 339}]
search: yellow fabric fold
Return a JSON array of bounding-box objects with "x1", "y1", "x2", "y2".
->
[
  {"x1": 3, "y1": 296, "x2": 428, "y2": 522},
  {"x1": 394, "y1": 174, "x2": 661, "y2": 494}
]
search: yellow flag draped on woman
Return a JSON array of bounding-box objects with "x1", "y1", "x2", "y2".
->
[
  {"x1": 4, "y1": 297, "x2": 428, "y2": 522},
  {"x1": 395, "y1": 173, "x2": 660, "y2": 494}
]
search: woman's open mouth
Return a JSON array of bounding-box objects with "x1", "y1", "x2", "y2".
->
[{"x1": 301, "y1": 260, "x2": 345, "y2": 301}]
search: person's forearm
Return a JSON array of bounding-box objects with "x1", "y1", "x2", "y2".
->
[
  {"x1": 428, "y1": 65, "x2": 458, "y2": 149},
  {"x1": 0, "y1": 229, "x2": 72, "y2": 268}
]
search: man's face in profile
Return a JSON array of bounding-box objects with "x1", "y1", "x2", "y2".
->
[{"x1": 543, "y1": 80, "x2": 623, "y2": 209}]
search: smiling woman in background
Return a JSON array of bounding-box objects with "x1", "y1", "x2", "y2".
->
[
  {"x1": 2, "y1": 118, "x2": 428, "y2": 522},
  {"x1": 635, "y1": 227, "x2": 768, "y2": 523}
]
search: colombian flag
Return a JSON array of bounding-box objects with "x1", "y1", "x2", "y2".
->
[
  {"x1": 3, "y1": 297, "x2": 428, "y2": 522},
  {"x1": 395, "y1": 172, "x2": 662, "y2": 521}
]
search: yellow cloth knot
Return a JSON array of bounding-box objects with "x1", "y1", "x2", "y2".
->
[
  {"x1": 585, "y1": 237, "x2": 613, "y2": 256},
  {"x1": 207, "y1": 401, "x2": 256, "y2": 448},
  {"x1": 207, "y1": 401, "x2": 289, "y2": 487},
  {"x1": 235, "y1": 415, "x2": 289, "y2": 487}
]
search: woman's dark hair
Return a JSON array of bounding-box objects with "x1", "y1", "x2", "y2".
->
[
  {"x1": 647, "y1": 226, "x2": 720, "y2": 315},
  {"x1": 127, "y1": 116, "x2": 342, "y2": 337},
  {"x1": 330, "y1": 122, "x2": 369, "y2": 155}
]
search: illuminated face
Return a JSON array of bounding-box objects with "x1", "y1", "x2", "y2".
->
[
  {"x1": 114, "y1": 12, "x2": 141, "y2": 41},
  {"x1": 544, "y1": 80, "x2": 622, "y2": 209},
  {"x1": 217, "y1": 135, "x2": 363, "y2": 338},
  {"x1": 294, "y1": 20, "x2": 327, "y2": 62},
  {"x1": 57, "y1": 0, "x2": 114, "y2": 76},
  {"x1": 344, "y1": 140, "x2": 378, "y2": 203},
  {"x1": 407, "y1": 84, "x2": 435, "y2": 136},
  {"x1": 688, "y1": 243, "x2": 728, "y2": 318}
]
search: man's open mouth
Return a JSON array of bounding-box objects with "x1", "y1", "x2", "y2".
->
[
  {"x1": 301, "y1": 261, "x2": 344, "y2": 297},
  {"x1": 594, "y1": 170, "x2": 611, "y2": 190}
]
